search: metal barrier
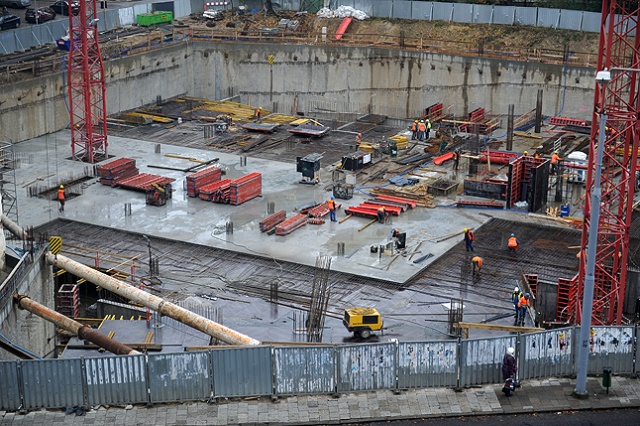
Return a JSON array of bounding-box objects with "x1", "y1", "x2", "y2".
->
[{"x1": 1, "y1": 329, "x2": 639, "y2": 412}]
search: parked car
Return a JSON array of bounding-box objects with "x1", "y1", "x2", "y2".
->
[
  {"x1": 0, "y1": 0, "x2": 30, "y2": 9},
  {"x1": 25, "y1": 6, "x2": 56, "y2": 24},
  {"x1": 50, "y1": 0, "x2": 79, "y2": 16},
  {"x1": 0, "y1": 13, "x2": 19, "y2": 30}
]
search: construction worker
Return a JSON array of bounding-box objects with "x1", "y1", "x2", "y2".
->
[
  {"x1": 551, "y1": 150, "x2": 562, "y2": 174},
  {"x1": 418, "y1": 120, "x2": 426, "y2": 141},
  {"x1": 426, "y1": 119, "x2": 432, "y2": 139},
  {"x1": 471, "y1": 255, "x2": 483, "y2": 273},
  {"x1": 356, "y1": 133, "x2": 362, "y2": 143},
  {"x1": 508, "y1": 233, "x2": 519, "y2": 253},
  {"x1": 327, "y1": 196, "x2": 337, "y2": 222},
  {"x1": 57, "y1": 185, "x2": 66, "y2": 212},
  {"x1": 511, "y1": 287, "x2": 523, "y2": 318},
  {"x1": 463, "y1": 228, "x2": 474, "y2": 252},
  {"x1": 523, "y1": 151, "x2": 529, "y2": 157},
  {"x1": 377, "y1": 206, "x2": 386, "y2": 224},
  {"x1": 452, "y1": 148, "x2": 460, "y2": 171},
  {"x1": 517, "y1": 293, "x2": 531, "y2": 325},
  {"x1": 254, "y1": 107, "x2": 262, "y2": 120},
  {"x1": 411, "y1": 120, "x2": 418, "y2": 140}
]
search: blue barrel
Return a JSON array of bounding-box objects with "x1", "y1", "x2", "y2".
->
[{"x1": 560, "y1": 204, "x2": 570, "y2": 217}]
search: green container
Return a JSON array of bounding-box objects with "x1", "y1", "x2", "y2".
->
[{"x1": 137, "y1": 11, "x2": 173, "y2": 27}]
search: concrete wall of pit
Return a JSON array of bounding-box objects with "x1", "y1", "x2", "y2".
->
[{"x1": 0, "y1": 42, "x2": 595, "y2": 143}]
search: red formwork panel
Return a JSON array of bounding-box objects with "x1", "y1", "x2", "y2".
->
[
  {"x1": 229, "y1": 172, "x2": 262, "y2": 205},
  {"x1": 276, "y1": 213, "x2": 307, "y2": 235},
  {"x1": 549, "y1": 116, "x2": 589, "y2": 127},
  {"x1": 352, "y1": 203, "x2": 402, "y2": 216},
  {"x1": 186, "y1": 166, "x2": 222, "y2": 197},
  {"x1": 374, "y1": 195, "x2": 417, "y2": 209},
  {"x1": 260, "y1": 210, "x2": 287, "y2": 232},
  {"x1": 97, "y1": 157, "x2": 138, "y2": 186},
  {"x1": 116, "y1": 173, "x2": 175, "y2": 192},
  {"x1": 308, "y1": 202, "x2": 330, "y2": 218},
  {"x1": 199, "y1": 179, "x2": 231, "y2": 202}
]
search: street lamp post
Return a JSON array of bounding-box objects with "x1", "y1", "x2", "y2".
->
[{"x1": 574, "y1": 69, "x2": 610, "y2": 397}]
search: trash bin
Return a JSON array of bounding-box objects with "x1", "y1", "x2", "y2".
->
[
  {"x1": 560, "y1": 204, "x2": 570, "y2": 217},
  {"x1": 602, "y1": 366, "x2": 612, "y2": 394}
]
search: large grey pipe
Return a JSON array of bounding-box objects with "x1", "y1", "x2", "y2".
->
[
  {"x1": 14, "y1": 294, "x2": 139, "y2": 356},
  {"x1": 46, "y1": 252, "x2": 260, "y2": 346},
  {"x1": 1, "y1": 214, "x2": 30, "y2": 240}
]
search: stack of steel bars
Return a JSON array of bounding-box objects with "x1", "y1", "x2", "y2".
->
[
  {"x1": 276, "y1": 213, "x2": 307, "y2": 235},
  {"x1": 199, "y1": 179, "x2": 231, "y2": 202},
  {"x1": 96, "y1": 158, "x2": 138, "y2": 187},
  {"x1": 259, "y1": 210, "x2": 286, "y2": 232},
  {"x1": 229, "y1": 172, "x2": 262, "y2": 205},
  {"x1": 186, "y1": 166, "x2": 221, "y2": 197}
]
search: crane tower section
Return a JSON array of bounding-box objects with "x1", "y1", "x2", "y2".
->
[
  {"x1": 67, "y1": 0, "x2": 108, "y2": 163},
  {"x1": 574, "y1": 1, "x2": 640, "y2": 325}
]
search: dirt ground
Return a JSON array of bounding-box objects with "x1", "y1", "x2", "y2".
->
[{"x1": 176, "y1": 9, "x2": 600, "y2": 58}]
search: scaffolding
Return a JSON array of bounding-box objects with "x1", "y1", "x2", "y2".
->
[{"x1": 0, "y1": 141, "x2": 18, "y2": 225}]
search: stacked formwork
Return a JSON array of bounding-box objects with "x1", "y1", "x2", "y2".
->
[
  {"x1": 276, "y1": 213, "x2": 307, "y2": 235},
  {"x1": 260, "y1": 210, "x2": 286, "y2": 232},
  {"x1": 186, "y1": 167, "x2": 222, "y2": 197},
  {"x1": 116, "y1": 173, "x2": 175, "y2": 192},
  {"x1": 199, "y1": 179, "x2": 231, "y2": 202},
  {"x1": 229, "y1": 172, "x2": 262, "y2": 205},
  {"x1": 57, "y1": 284, "x2": 79, "y2": 319},
  {"x1": 97, "y1": 158, "x2": 138, "y2": 186}
]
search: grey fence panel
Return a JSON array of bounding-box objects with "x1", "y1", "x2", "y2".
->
[
  {"x1": 393, "y1": 1, "x2": 412, "y2": 20},
  {"x1": 352, "y1": 0, "x2": 373, "y2": 17},
  {"x1": 174, "y1": 0, "x2": 192, "y2": 18},
  {"x1": 412, "y1": 1, "x2": 432, "y2": 21},
  {"x1": 190, "y1": 0, "x2": 204, "y2": 14},
  {"x1": 20, "y1": 358, "x2": 84, "y2": 410},
  {"x1": 13, "y1": 28, "x2": 34, "y2": 51},
  {"x1": 274, "y1": 346, "x2": 335, "y2": 395},
  {"x1": 513, "y1": 6, "x2": 536, "y2": 27},
  {"x1": 451, "y1": 3, "x2": 473, "y2": 24},
  {"x1": 473, "y1": 4, "x2": 493, "y2": 25},
  {"x1": 537, "y1": 7, "x2": 560, "y2": 29},
  {"x1": 85, "y1": 355, "x2": 148, "y2": 406},
  {"x1": 148, "y1": 351, "x2": 212, "y2": 403},
  {"x1": 118, "y1": 7, "x2": 137, "y2": 26},
  {"x1": 581, "y1": 11, "x2": 601, "y2": 33},
  {"x1": 587, "y1": 326, "x2": 635, "y2": 374},
  {"x1": 519, "y1": 327, "x2": 573, "y2": 380},
  {"x1": 337, "y1": 342, "x2": 396, "y2": 392},
  {"x1": 372, "y1": 1, "x2": 393, "y2": 19},
  {"x1": 460, "y1": 336, "x2": 516, "y2": 386},
  {"x1": 558, "y1": 10, "x2": 583, "y2": 31},
  {"x1": 397, "y1": 341, "x2": 457, "y2": 388},
  {"x1": 0, "y1": 361, "x2": 20, "y2": 411},
  {"x1": 0, "y1": 31, "x2": 17, "y2": 54},
  {"x1": 211, "y1": 346, "x2": 272, "y2": 398},
  {"x1": 492, "y1": 6, "x2": 514, "y2": 25},
  {"x1": 431, "y1": 2, "x2": 454, "y2": 22}
]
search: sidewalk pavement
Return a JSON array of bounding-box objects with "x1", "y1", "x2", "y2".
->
[{"x1": 1, "y1": 376, "x2": 639, "y2": 425}]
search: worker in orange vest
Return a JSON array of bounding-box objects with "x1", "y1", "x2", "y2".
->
[
  {"x1": 507, "y1": 233, "x2": 519, "y2": 253},
  {"x1": 517, "y1": 293, "x2": 530, "y2": 325},
  {"x1": 327, "y1": 196, "x2": 337, "y2": 222},
  {"x1": 471, "y1": 255, "x2": 483, "y2": 273},
  {"x1": 57, "y1": 185, "x2": 66, "y2": 212},
  {"x1": 418, "y1": 120, "x2": 426, "y2": 141},
  {"x1": 411, "y1": 120, "x2": 418, "y2": 140},
  {"x1": 551, "y1": 151, "x2": 562, "y2": 174},
  {"x1": 377, "y1": 206, "x2": 386, "y2": 224},
  {"x1": 452, "y1": 148, "x2": 460, "y2": 171},
  {"x1": 356, "y1": 133, "x2": 362, "y2": 143}
]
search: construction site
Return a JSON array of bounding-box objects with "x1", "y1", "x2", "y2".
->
[{"x1": 0, "y1": 1, "x2": 639, "y2": 368}]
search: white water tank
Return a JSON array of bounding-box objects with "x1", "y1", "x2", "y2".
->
[{"x1": 566, "y1": 151, "x2": 588, "y2": 183}]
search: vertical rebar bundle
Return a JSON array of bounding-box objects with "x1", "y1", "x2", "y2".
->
[
  {"x1": 448, "y1": 298, "x2": 464, "y2": 337},
  {"x1": 306, "y1": 255, "x2": 332, "y2": 342}
]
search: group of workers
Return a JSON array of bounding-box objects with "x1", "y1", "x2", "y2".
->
[
  {"x1": 410, "y1": 119, "x2": 432, "y2": 141},
  {"x1": 511, "y1": 286, "x2": 531, "y2": 325}
]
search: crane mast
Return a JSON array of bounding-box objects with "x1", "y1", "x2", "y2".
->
[{"x1": 67, "y1": 0, "x2": 108, "y2": 163}]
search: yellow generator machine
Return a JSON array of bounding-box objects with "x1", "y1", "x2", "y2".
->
[{"x1": 343, "y1": 307, "x2": 383, "y2": 339}]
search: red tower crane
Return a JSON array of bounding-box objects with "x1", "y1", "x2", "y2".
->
[
  {"x1": 564, "y1": 1, "x2": 640, "y2": 325},
  {"x1": 67, "y1": 0, "x2": 108, "y2": 163}
]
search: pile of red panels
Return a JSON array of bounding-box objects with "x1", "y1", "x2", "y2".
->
[
  {"x1": 259, "y1": 210, "x2": 286, "y2": 232},
  {"x1": 229, "y1": 172, "x2": 262, "y2": 205},
  {"x1": 199, "y1": 179, "x2": 231, "y2": 202},
  {"x1": 116, "y1": 173, "x2": 175, "y2": 192},
  {"x1": 186, "y1": 167, "x2": 221, "y2": 197},
  {"x1": 308, "y1": 201, "x2": 330, "y2": 218},
  {"x1": 97, "y1": 158, "x2": 138, "y2": 186},
  {"x1": 276, "y1": 213, "x2": 307, "y2": 236},
  {"x1": 345, "y1": 202, "x2": 403, "y2": 218}
]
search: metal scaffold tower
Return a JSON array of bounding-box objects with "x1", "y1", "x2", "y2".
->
[
  {"x1": 568, "y1": 1, "x2": 640, "y2": 325},
  {"x1": 68, "y1": 0, "x2": 108, "y2": 163},
  {"x1": 0, "y1": 141, "x2": 19, "y2": 225}
]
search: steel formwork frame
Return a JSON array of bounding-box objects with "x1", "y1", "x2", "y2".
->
[
  {"x1": 572, "y1": 1, "x2": 640, "y2": 325},
  {"x1": 68, "y1": 0, "x2": 108, "y2": 163}
]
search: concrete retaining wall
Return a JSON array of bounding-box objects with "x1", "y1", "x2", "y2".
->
[{"x1": 0, "y1": 42, "x2": 594, "y2": 143}]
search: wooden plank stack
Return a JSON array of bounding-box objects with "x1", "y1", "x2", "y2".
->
[
  {"x1": 259, "y1": 210, "x2": 286, "y2": 232},
  {"x1": 275, "y1": 213, "x2": 307, "y2": 236},
  {"x1": 97, "y1": 158, "x2": 138, "y2": 186},
  {"x1": 229, "y1": 172, "x2": 262, "y2": 205},
  {"x1": 186, "y1": 166, "x2": 221, "y2": 197}
]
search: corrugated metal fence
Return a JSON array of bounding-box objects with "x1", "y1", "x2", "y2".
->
[
  {"x1": 1, "y1": 326, "x2": 638, "y2": 411},
  {"x1": 0, "y1": 0, "x2": 602, "y2": 55}
]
